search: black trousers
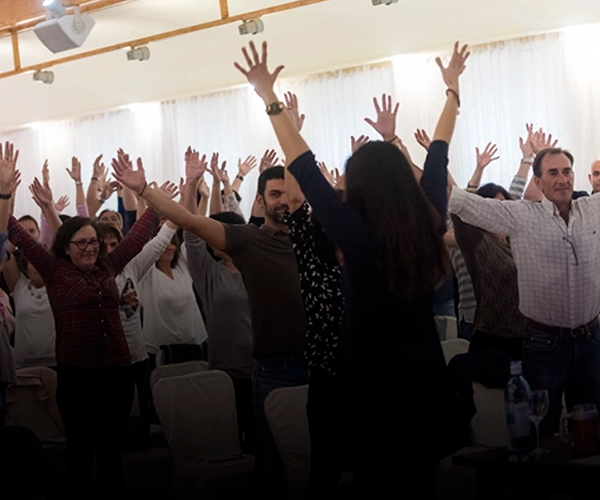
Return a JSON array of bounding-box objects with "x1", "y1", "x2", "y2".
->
[
  {"x1": 132, "y1": 358, "x2": 152, "y2": 423},
  {"x1": 56, "y1": 362, "x2": 134, "y2": 500},
  {"x1": 304, "y1": 367, "x2": 341, "y2": 500},
  {"x1": 230, "y1": 376, "x2": 255, "y2": 455}
]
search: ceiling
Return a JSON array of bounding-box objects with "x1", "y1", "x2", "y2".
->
[{"x1": 1, "y1": 0, "x2": 600, "y2": 131}]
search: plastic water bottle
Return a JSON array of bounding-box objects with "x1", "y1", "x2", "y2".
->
[{"x1": 505, "y1": 360, "x2": 533, "y2": 454}]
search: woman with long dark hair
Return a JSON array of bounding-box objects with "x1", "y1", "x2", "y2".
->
[
  {"x1": 233, "y1": 40, "x2": 469, "y2": 499},
  {"x1": 6, "y1": 148, "x2": 161, "y2": 499}
]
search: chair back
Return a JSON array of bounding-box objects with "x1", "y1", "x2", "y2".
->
[
  {"x1": 469, "y1": 381, "x2": 507, "y2": 447},
  {"x1": 264, "y1": 385, "x2": 310, "y2": 477},
  {"x1": 150, "y1": 360, "x2": 209, "y2": 389},
  {"x1": 152, "y1": 370, "x2": 240, "y2": 472},
  {"x1": 440, "y1": 338, "x2": 470, "y2": 365},
  {"x1": 435, "y1": 315, "x2": 458, "y2": 340}
]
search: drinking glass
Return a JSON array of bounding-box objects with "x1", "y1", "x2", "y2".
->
[{"x1": 529, "y1": 389, "x2": 550, "y2": 458}]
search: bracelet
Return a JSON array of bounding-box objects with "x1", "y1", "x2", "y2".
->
[
  {"x1": 445, "y1": 88, "x2": 461, "y2": 107},
  {"x1": 386, "y1": 135, "x2": 399, "y2": 143},
  {"x1": 521, "y1": 157, "x2": 534, "y2": 164},
  {"x1": 91, "y1": 177, "x2": 99, "y2": 181},
  {"x1": 0, "y1": 192, "x2": 11, "y2": 200},
  {"x1": 75, "y1": 181, "x2": 83, "y2": 186},
  {"x1": 236, "y1": 175, "x2": 244, "y2": 182},
  {"x1": 138, "y1": 181, "x2": 147, "y2": 197},
  {"x1": 467, "y1": 183, "x2": 478, "y2": 190}
]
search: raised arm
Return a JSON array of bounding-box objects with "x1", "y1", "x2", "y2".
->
[
  {"x1": 30, "y1": 178, "x2": 62, "y2": 239},
  {"x1": 86, "y1": 154, "x2": 105, "y2": 217},
  {"x1": 112, "y1": 148, "x2": 228, "y2": 251},
  {"x1": 234, "y1": 41, "x2": 310, "y2": 166},
  {"x1": 283, "y1": 91, "x2": 308, "y2": 213},
  {"x1": 364, "y1": 93, "x2": 399, "y2": 143},
  {"x1": 208, "y1": 153, "x2": 225, "y2": 216},
  {"x1": 466, "y1": 143, "x2": 499, "y2": 192},
  {"x1": 231, "y1": 155, "x2": 257, "y2": 194},
  {"x1": 432, "y1": 42, "x2": 469, "y2": 143},
  {"x1": 66, "y1": 156, "x2": 88, "y2": 216},
  {"x1": 420, "y1": 42, "x2": 470, "y2": 221}
]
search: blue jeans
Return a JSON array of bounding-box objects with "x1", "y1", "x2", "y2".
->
[
  {"x1": 252, "y1": 355, "x2": 309, "y2": 500},
  {"x1": 522, "y1": 326, "x2": 600, "y2": 438}
]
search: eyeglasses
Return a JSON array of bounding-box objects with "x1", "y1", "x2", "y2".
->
[{"x1": 69, "y1": 238, "x2": 101, "y2": 250}]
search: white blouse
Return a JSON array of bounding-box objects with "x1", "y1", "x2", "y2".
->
[{"x1": 137, "y1": 224, "x2": 208, "y2": 355}]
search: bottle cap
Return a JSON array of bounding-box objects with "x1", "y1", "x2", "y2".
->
[{"x1": 510, "y1": 360, "x2": 522, "y2": 376}]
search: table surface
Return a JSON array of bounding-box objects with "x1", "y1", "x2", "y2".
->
[{"x1": 452, "y1": 436, "x2": 600, "y2": 469}]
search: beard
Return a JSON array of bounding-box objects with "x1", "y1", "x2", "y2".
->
[{"x1": 264, "y1": 203, "x2": 288, "y2": 224}]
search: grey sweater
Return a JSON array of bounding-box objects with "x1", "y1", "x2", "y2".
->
[{"x1": 183, "y1": 231, "x2": 253, "y2": 379}]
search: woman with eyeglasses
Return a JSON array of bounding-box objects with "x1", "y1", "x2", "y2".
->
[{"x1": 6, "y1": 148, "x2": 161, "y2": 500}]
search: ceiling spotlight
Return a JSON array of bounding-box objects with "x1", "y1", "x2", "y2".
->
[
  {"x1": 33, "y1": 70, "x2": 55, "y2": 85},
  {"x1": 34, "y1": 6, "x2": 95, "y2": 53},
  {"x1": 126, "y1": 46, "x2": 151, "y2": 62},
  {"x1": 372, "y1": 0, "x2": 398, "y2": 4},
  {"x1": 42, "y1": 0, "x2": 67, "y2": 19},
  {"x1": 238, "y1": 18, "x2": 264, "y2": 36}
]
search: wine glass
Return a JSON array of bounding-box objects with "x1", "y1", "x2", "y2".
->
[{"x1": 529, "y1": 389, "x2": 550, "y2": 458}]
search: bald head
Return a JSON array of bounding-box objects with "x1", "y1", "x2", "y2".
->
[{"x1": 589, "y1": 159, "x2": 600, "y2": 194}]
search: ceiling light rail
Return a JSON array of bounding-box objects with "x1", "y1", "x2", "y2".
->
[{"x1": 0, "y1": 0, "x2": 331, "y2": 81}]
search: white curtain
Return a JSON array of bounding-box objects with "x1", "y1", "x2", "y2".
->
[{"x1": 3, "y1": 25, "x2": 600, "y2": 219}]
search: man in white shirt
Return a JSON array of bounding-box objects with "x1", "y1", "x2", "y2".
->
[{"x1": 449, "y1": 147, "x2": 600, "y2": 437}]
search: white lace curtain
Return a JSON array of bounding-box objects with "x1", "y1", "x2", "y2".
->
[{"x1": 3, "y1": 26, "x2": 600, "y2": 218}]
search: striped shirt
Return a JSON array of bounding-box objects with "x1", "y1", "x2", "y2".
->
[{"x1": 449, "y1": 188, "x2": 600, "y2": 328}]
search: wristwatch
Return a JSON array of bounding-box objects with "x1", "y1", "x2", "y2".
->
[
  {"x1": 521, "y1": 157, "x2": 535, "y2": 164},
  {"x1": 266, "y1": 101, "x2": 285, "y2": 116}
]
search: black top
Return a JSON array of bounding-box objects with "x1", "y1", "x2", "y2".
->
[
  {"x1": 287, "y1": 141, "x2": 450, "y2": 470},
  {"x1": 287, "y1": 201, "x2": 343, "y2": 376}
]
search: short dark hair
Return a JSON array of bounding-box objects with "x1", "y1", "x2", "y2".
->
[
  {"x1": 58, "y1": 214, "x2": 71, "y2": 223},
  {"x1": 51, "y1": 217, "x2": 106, "y2": 262},
  {"x1": 95, "y1": 222, "x2": 123, "y2": 243},
  {"x1": 532, "y1": 148, "x2": 574, "y2": 177},
  {"x1": 257, "y1": 166, "x2": 285, "y2": 197},
  {"x1": 207, "y1": 211, "x2": 246, "y2": 261},
  {"x1": 18, "y1": 215, "x2": 39, "y2": 232},
  {"x1": 476, "y1": 183, "x2": 513, "y2": 200}
]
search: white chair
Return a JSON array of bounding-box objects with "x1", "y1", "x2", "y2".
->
[
  {"x1": 440, "y1": 338, "x2": 470, "y2": 365},
  {"x1": 469, "y1": 381, "x2": 507, "y2": 447},
  {"x1": 152, "y1": 370, "x2": 253, "y2": 500},
  {"x1": 149, "y1": 360, "x2": 209, "y2": 389},
  {"x1": 435, "y1": 315, "x2": 459, "y2": 341},
  {"x1": 5, "y1": 367, "x2": 65, "y2": 442},
  {"x1": 264, "y1": 385, "x2": 311, "y2": 500}
]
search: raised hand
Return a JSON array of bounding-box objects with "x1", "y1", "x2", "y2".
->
[
  {"x1": 184, "y1": 146, "x2": 207, "y2": 183},
  {"x1": 209, "y1": 153, "x2": 230, "y2": 185},
  {"x1": 259, "y1": 149, "x2": 279, "y2": 173},
  {"x1": 414, "y1": 129, "x2": 432, "y2": 151},
  {"x1": 234, "y1": 41, "x2": 284, "y2": 100},
  {"x1": 93, "y1": 154, "x2": 106, "y2": 180},
  {"x1": 0, "y1": 142, "x2": 19, "y2": 190},
  {"x1": 529, "y1": 127, "x2": 558, "y2": 155},
  {"x1": 29, "y1": 177, "x2": 53, "y2": 209},
  {"x1": 237, "y1": 155, "x2": 258, "y2": 177},
  {"x1": 157, "y1": 180, "x2": 179, "y2": 200},
  {"x1": 364, "y1": 94, "x2": 399, "y2": 142},
  {"x1": 318, "y1": 161, "x2": 336, "y2": 187},
  {"x1": 54, "y1": 195, "x2": 70, "y2": 212},
  {"x1": 519, "y1": 123, "x2": 535, "y2": 158},
  {"x1": 66, "y1": 156, "x2": 82, "y2": 183},
  {"x1": 111, "y1": 152, "x2": 147, "y2": 195},
  {"x1": 435, "y1": 41, "x2": 470, "y2": 95},
  {"x1": 100, "y1": 181, "x2": 120, "y2": 202},
  {"x1": 283, "y1": 91, "x2": 305, "y2": 132},
  {"x1": 40, "y1": 159, "x2": 51, "y2": 188},
  {"x1": 351, "y1": 135, "x2": 370, "y2": 153},
  {"x1": 476, "y1": 142, "x2": 500, "y2": 170}
]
